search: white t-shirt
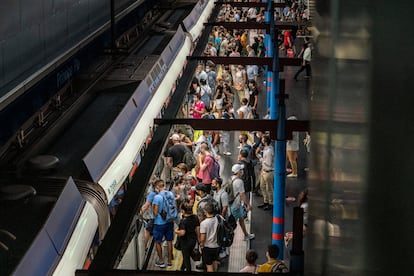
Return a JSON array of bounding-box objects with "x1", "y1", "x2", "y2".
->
[
  {"x1": 237, "y1": 105, "x2": 249, "y2": 119},
  {"x1": 287, "y1": 131, "x2": 299, "y2": 151},
  {"x1": 200, "y1": 216, "x2": 220, "y2": 248},
  {"x1": 231, "y1": 175, "x2": 245, "y2": 207}
]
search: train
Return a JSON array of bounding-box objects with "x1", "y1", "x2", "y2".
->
[{"x1": 0, "y1": 0, "x2": 214, "y2": 275}]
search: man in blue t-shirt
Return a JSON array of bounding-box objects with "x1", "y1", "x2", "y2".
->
[{"x1": 152, "y1": 180, "x2": 175, "y2": 268}]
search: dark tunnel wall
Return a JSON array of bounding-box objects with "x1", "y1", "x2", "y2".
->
[{"x1": 0, "y1": 0, "x2": 142, "y2": 99}]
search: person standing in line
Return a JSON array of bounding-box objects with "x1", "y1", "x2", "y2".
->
[
  {"x1": 213, "y1": 78, "x2": 225, "y2": 118},
  {"x1": 234, "y1": 65, "x2": 247, "y2": 103},
  {"x1": 257, "y1": 135, "x2": 274, "y2": 211},
  {"x1": 230, "y1": 164, "x2": 255, "y2": 241},
  {"x1": 282, "y1": 29, "x2": 293, "y2": 53},
  {"x1": 229, "y1": 46, "x2": 240, "y2": 83},
  {"x1": 197, "y1": 143, "x2": 214, "y2": 191},
  {"x1": 286, "y1": 116, "x2": 299, "y2": 178},
  {"x1": 199, "y1": 78, "x2": 212, "y2": 109},
  {"x1": 238, "y1": 133, "x2": 252, "y2": 156},
  {"x1": 221, "y1": 103, "x2": 234, "y2": 156},
  {"x1": 195, "y1": 63, "x2": 208, "y2": 83},
  {"x1": 166, "y1": 134, "x2": 188, "y2": 181},
  {"x1": 194, "y1": 183, "x2": 219, "y2": 271},
  {"x1": 175, "y1": 200, "x2": 200, "y2": 272},
  {"x1": 237, "y1": 98, "x2": 251, "y2": 119},
  {"x1": 294, "y1": 42, "x2": 312, "y2": 81},
  {"x1": 238, "y1": 149, "x2": 255, "y2": 202},
  {"x1": 257, "y1": 36, "x2": 265, "y2": 58},
  {"x1": 246, "y1": 45, "x2": 256, "y2": 57},
  {"x1": 195, "y1": 183, "x2": 219, "y2": 222},
  {"x1": 194, "y1": 131, "x2": 218, "y2": 158},
  {"x1": 211, "y1": 178, "x2": 229, "y2": 221},
  {"x1": 211, "y1": 177, "x2": 230, "y2": 259},
  {"x1": 239, "y1": 249, "x2": 259, "y2": 273},
  {"x1": 199, "y1": 202, "x2": 221, "y2": 272},
  {"x1": 152, "y1": 180, "x2": 175, "y2": 268},
  {"x1": 246, "y1": 63, "x2": 259, "y2": 83},
  {"x1": 247, "y1": 80, "x2": 259, "y2": 118},
  {"x1": 206, "y1": 62, "x2": 217, "y2": 98}
]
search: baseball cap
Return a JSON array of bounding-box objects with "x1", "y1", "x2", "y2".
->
[
  {"x1": 232, "y1": 164, "x2": 244, "y2": 174},
  {"x1": 170, "y1": 133, "x2": 180, "y2": 141}
]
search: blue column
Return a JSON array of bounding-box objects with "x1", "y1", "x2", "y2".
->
[
  {"x1": 265, "y1": 1, "x2": 272, "y2": 111},
  {"x1": 269, "y1": 1, "x2": 285, "y2": 260}
]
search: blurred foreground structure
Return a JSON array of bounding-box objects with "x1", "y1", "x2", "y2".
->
[{"x1": 306, "y1": 1, "x2": 414, "y2": 275}]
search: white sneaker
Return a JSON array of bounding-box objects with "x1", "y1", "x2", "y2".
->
[{"x1": 244, "y1": 233, "x2": 255, "y2": 241}]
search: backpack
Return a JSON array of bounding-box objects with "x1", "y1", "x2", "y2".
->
[
  {"x1": 208, "y1": 155, "x2": 220, "y2": 180},
  {"x1": 223, "y1": 179, "x2": 239, "y2": 204},
  {"x1": 239, "y1": 160, "x2": 253, "y2": 192},
  {"x1": 271, "y1": 261, "x2": 289, "y2": 273},
  {"x1": 183, "y1": 147, "x2": 196, "y2": 170},
  {"x1": 216, "y1": 215, "x2": 234, "y2": 247},
  {"x1": 160, "y1": 191, "x2": 178, "y2": 223}
]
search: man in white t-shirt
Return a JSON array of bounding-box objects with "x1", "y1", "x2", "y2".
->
[{"x1": 199, "y1": 202, "x2": 220, "y2": 272}]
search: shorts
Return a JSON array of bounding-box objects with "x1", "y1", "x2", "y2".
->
[
  {"x1": 202, "y1": 247, "x2": 220, "y2": 265},
  {"x1": 144, "y1": 218, "x2": 154, "y2": 234},
  {"x1": 230, "y1": 204, "x2": 247, "y2": 221},
  {"x1": 153, "y1": 222, "x2": 174, "y2": 243}
]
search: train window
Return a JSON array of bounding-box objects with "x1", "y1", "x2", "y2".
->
[
  {"x1": 159, "y1": 58, "x2": 165, "y2": 67},
  {"x1": 155, "y1": 63, "x2": 161, "y2": 77},
  {"x1": 145, "y1": 77, "x2": 152, "y2": 87},
  {"x1": 150, "y1": 68, "x2": 158, "y2": 81}
]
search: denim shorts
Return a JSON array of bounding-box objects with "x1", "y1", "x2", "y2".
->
[
  {"x1": 153, "y1": 222, "x2": 174, "y2": 243},
  {"x1": 230, "y1": 204, "x2": 247, "y2": 221}
]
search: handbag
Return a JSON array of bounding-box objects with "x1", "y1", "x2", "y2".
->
[
  {"x1": 190, "y1": 243, "x2": 202, "y2": 261},
  {"x1": 174, "y1": 236, "x2": 182, "y2": 251}
]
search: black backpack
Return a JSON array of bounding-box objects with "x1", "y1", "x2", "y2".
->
[
  {"x1": 239, "y1": 159, "x2": 253, "y2": 192},
  {"x1": 216, "y1": 215, "x2": 234, "y2": 247}
]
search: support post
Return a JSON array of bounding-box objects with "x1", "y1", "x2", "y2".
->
[
  {"x1": 269, "y1": 0, "x2": 285, "y2": 259},
  {"x1": 265, "y1": 0, "x2": 272, "y2": 111}
]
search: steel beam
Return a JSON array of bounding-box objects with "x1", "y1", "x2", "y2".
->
[
  {"x1": 215, "y1": 1, "x2": 286, "y2": 8},
  {"x1": 153, "y1": 118, "x2": 309, "y2": 140},
  {"x1": 205, "y1": 21, "x2": 270, "y2": 31},
  {"x1": 188, "y1": 56, "x2": 273, "y2": 67}
]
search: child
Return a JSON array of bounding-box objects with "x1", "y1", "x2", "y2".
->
[{"x1": 240, "y1": 249, "x2": 259, "y2": 273}]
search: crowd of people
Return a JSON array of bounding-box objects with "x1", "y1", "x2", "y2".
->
[
  {"x1": 139, "y1": 122, "x2": 307, "y2": 272},
  {"x1": 138, "y1": 1, "x2": 312, "y2": 273}
]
